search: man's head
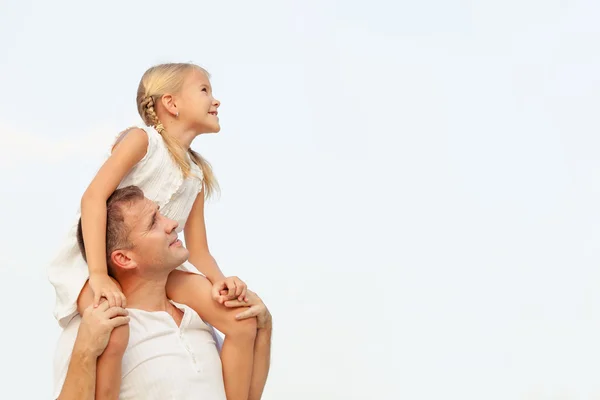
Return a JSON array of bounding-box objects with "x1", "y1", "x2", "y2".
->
[{"x1": 77, "y1": 185, "x2": 189, "y2": 278}]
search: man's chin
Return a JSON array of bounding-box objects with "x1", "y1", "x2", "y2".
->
[
  {"x1": 163, "y1": 249, "x2": 190, "y2": 270},
  {"x1": 177, "y1": 249, "x2": 190, "y2": 265}
]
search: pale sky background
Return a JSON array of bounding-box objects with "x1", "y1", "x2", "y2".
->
[{"x1": 1, "y1": 0, "x2": 600, "y2": 399}]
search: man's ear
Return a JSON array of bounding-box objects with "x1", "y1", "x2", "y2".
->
[{"x1": 110, "y1": 249, "x2": 138, "y2": 271}]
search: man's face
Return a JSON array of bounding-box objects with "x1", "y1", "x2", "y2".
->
[{"x1": 120, "y1": 197, "x2": 189, "y2": 272}]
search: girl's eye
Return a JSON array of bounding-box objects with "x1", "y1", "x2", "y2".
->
[{"x1": 202, "y1": 88, "x2": 208, "y2": 92}]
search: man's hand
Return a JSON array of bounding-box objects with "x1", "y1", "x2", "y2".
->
[
  {"x1": 211, "y1": 276, "x2": 248, "y2": 303},
  {"x1": 74, "y1": 301, "x2": 130, "y2": 358},
  {"x1": 224, "y1": 290, "x2": 272, "y2": 329}
]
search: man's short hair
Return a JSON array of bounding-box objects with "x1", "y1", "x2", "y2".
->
[{"x1": 76, "y1": 185, "x2": 144, "y2": 273}]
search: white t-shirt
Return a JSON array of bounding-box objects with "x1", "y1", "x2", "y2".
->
[{"x1": 53, "y1": 302, "x2": 226, "y2": 400}]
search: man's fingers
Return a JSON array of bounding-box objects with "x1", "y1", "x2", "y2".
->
[
  {"x1": 236, "y1": 306, "x2": 259, "y2": 320},
  {"x1": 96, "y1": 300, "x2": 110, "y2": 312},
  {"x1": 121, "y1": 293, "x2": 127, "y2": 308},
  {"x1": 109, "y1": 316, "x2": 131, "y2": 329},
  {"x1": 223, "y1": 299, "x2": 247, "y2": 308},
  {"x1": 105, "y1": 306, "x2": 129, "y2": 319}
]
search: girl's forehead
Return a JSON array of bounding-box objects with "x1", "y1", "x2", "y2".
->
[{"x1": 189, "y1": 68, "x2": 211, "y2": 85}]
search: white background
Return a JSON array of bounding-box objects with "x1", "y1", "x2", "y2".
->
[{"x1": 1, "y1": 0, "x2": 600, "y2": 398}]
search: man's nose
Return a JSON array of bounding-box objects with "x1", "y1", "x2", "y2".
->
[{"x1": 166, "y1": 217, "x2": 179, "y2": 232}]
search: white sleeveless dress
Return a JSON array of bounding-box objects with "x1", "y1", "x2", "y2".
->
[{"x1": 48, "y1": 127, "x2": 211, "y2": 329}]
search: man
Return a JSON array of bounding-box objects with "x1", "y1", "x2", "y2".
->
[{"x1": 54, "y1": 186, "x2": 272, "y2": 399}]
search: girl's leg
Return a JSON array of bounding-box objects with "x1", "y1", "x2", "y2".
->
[
  {"x1": 77, "y1": 279, "x2": 129, "y2": 400},
  {"x1": 167, "y1": 270, "x2": 257, "y2": 400}
]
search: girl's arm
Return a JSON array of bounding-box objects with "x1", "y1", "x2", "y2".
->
[
  {"x1": 183, "y1": 190, "x2": 224, "y2": 283},
  {"x1": 184, "y1": 190, "x2": 247, "y2": 302},
  {"x1": 80, "y1": 128, "x2": 148, "y2": 307}
]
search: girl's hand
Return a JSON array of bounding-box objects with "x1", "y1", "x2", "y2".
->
[
  {"x1": 211, "y1": 276, "x2": 248, "y2": 304},
  {"x1": 89, "y1": 273, "x2": 127, "y2": 308}
]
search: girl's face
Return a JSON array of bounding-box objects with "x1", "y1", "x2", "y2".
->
[{"x1": 177, "y1": 69, "x2": 221, "y2": 134}]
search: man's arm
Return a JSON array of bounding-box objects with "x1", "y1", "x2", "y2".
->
[
  {"x1": 226, "y1": 291, "x2": 273, "y2": 400},
  {"x1": 57, "y1": 348, "x2": 98, "y2": 400},
  {"x1": 57, "y1": 302, "x2": 130, "y2": 400}
]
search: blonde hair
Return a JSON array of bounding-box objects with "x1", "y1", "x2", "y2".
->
[{"x1": 136, "y1": 63, "x2": 218, "y2": 199}]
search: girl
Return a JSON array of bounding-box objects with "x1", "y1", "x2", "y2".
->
[{"x1": 49, "y1": 63, "x2": 260, "y2": 400}]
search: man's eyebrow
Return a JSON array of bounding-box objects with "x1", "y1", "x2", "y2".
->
[{"x1": 147, "y1": 205, "x2": 160, "y2": 229}]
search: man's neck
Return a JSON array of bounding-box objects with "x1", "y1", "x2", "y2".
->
[{"x1": 118, "y1": 273, "x2": 171, "y2": 311}]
